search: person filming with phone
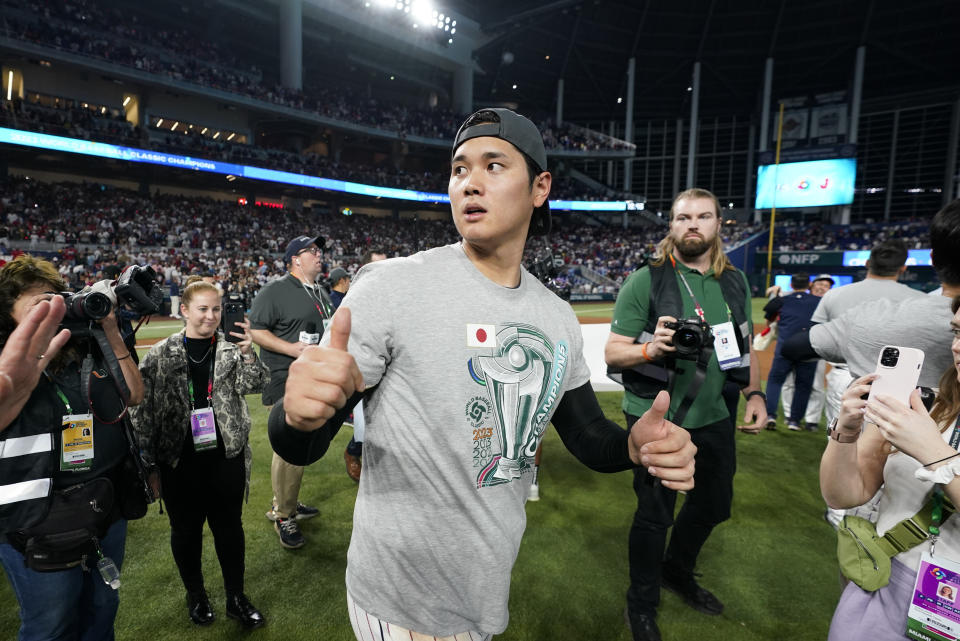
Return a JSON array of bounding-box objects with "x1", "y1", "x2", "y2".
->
[
  {"x1": 820, "y1": 295, "x2": 960, "y2": 641},
  {"x1": 129, "y1": 276, "x2": 269, "y2": 629}
]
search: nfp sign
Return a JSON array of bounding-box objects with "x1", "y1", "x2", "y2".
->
[{"x1": 760, "y1": 252, "x2": 844, "y2": 267}]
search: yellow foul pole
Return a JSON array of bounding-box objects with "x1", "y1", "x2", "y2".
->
[{"x1": 765, "y1": 102, "x2": 785, "y2": 290}]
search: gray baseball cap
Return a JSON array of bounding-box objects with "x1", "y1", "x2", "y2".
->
[
  {"x1": 452, "y1": 108, "x2": 550, "y2": 236},
  {"x1": 328, "y1": 267, "x2": 349, "y2": 284}
]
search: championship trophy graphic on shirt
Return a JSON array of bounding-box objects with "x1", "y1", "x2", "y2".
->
[{"x1": 468, "y1": 323, "x2": 568, "y2": 487}]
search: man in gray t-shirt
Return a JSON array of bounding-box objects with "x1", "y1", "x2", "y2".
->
[
  {"x1": 267, "y1": 108, "x2": 697, "y2": 640},
  {"x1": 810, "y1": 240, "x2": 924, "y2": 426},
  {"x1": 249, "y1": 235, "x2": 333, "y2": 549},
  {"x1": 797, "y1": 215, "x2": 960, "y2": 398}
]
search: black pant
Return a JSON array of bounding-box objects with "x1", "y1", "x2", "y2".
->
[
  {"x1": 161, "y1": 450, "x2": 246, "y2": 596},
  {"x1": 625, "y1": 408, "x2": 737, "y2": 615}
]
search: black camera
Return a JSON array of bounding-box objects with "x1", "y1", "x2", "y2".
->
[
  {"x1": 663, "y1": 317, "x2": 713, "y2": 360},
  {"x1": 58, "y1": 290, "x2": 112, "y2": 322},
  {"x1": 114, "y1": 265, "x2": 162, "y2": 315}
]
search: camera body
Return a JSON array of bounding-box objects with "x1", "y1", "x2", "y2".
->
[
  {"x1": 663, "y1": 317, "x2": 713, "y2": 360},
  {"x1": 58, "y1": 265, "x2": 163, "y2": 338}
]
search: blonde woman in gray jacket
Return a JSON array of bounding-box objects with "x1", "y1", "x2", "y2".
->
[{"x1": 130, "y1": 279, "x2": 269, "y2": 629}]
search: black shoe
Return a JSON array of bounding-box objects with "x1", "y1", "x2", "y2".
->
[
  {"x1": 624, "y1": 607, "x2": 661, "y2": 641},
  {"x1": 661, "y1": 568, "x2": 724, "y2": 615},
  {"x1": 186, "y1": 589, "x2": 215, "y2": 626},
  {"x1": 226, "y1": 593, "x2": 265, "y2": 629},
  {"x1": 274, "y1": 517, "x2": 305, "y2": 549}
]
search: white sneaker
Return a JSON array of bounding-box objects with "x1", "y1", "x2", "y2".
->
[{"x1": 527, "y1": 484, "x2": 540, "y2": 502}]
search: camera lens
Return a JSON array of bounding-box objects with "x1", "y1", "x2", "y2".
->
[
  {"x1": 880, "y1": 347, "x2": 899, "y2": 367},
  {"x1": 675, "y1": 328, "x2": 699, "y2": 349}
]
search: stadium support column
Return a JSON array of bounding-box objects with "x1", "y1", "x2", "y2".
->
[
  {"x1": 945, "y1": 98, "x2": 960, "y2": 205},
  {"x1": 607, "y1": 121, "x2": 615, "y2": 186},
  {"x1": 672, "y1": 118, "x2": 683, "y2": 197},
  {"x1": 623, "y1": 57, "x2": 635, "y2": 194},
  {"x1": 747, "y1": 122, "x2": 758, "y2": 223},
  {"x1": 760, "y1": 58, "x2": 773, "y2": 153},
  {"x1": 685, "y1": 62, "x2": 701, "y2": 189},
  {"x1": 453, "y1": 65, "x2": 473, "y2": 115},
  {"x1": 840, "y1": 45, "x2": 866, "y2": 226},
  {"x1": 883, "y1": 109, "x2": 900, "y2": 221},
  {"x1": 279, "y1": 0, "x2": 303, "y2": 91},
  {"x1": 556, "y1": 79, "x2": 564, "y2": 125}
]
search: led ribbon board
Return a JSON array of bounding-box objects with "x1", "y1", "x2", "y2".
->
[
  {"x1": 842, "y1": 249, "x2": 932, "y2": 267},
  {"x1": 0, "y1": 127, "x2": 630, "y2": 212}
]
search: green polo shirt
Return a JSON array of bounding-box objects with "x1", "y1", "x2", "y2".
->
[{"x1": 610, "y1": 261, "x2": 752, "y2": 428}]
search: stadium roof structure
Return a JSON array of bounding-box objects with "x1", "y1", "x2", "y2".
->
[{"x1": 443, "y1": 0, "x2": 959, "y2": 122}]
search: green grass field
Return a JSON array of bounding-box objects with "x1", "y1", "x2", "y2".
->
[{"x1": 0, "y1": 300, "x2": 839, "y2": 640}]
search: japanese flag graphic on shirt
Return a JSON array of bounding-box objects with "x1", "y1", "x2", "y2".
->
[{"x1": 466, "y1": 324, "x2": 497, "y2": 348}]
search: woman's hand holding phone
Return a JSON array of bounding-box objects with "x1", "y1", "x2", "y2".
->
[
  {"x1": 866, "y1": 389, "x2": 953, "y2": 464},
  {"x1": 837, "y1": 374, "x2": 876, "y2": 432}
]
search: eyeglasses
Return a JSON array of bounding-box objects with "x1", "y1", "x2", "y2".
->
[{"x1": 297, "y1": 247, "x2": 320, "y2": 256}]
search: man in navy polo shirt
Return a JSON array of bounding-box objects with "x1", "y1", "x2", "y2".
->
[{"x1": 763, "y1": 273, "x2": 822, "y2": 430}]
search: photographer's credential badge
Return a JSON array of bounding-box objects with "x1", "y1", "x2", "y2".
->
[
  {"x1": 466, "y1": 323, "x2": 568, "y2": 488},
  {"x1": 712, "y1": 321, "x2": 742, "y2": 371},
  {"x1": 190, "y1": 408, "x2": 218, "y2": 452},
  {"x1": 61, "y1": 413, "x2": 94, "y2": 472}
]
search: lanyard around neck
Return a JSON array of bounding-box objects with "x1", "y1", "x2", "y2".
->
[
  {"x1": 45, "y1": 372, "x2": 74, "y2": 414},
  {"x1": 669, "y1": 253, "x2": 707, "y2": 323},
  {"x1": 184, "y1": 335, "x2": 215, "y2": 410},
  {"x1": 292, "y1": 275, "x2": 332, "y2": 318}
]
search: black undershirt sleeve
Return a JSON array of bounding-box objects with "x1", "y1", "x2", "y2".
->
[
  {"x1": 780, "y1": 329, "x2": 819, "y2": 362},
  {"x1": 268, "y1": 391, "x2": 364, "y2": 465},
  {"x1": 550, "y1": 382, "x2": 636, "y2": 473}
]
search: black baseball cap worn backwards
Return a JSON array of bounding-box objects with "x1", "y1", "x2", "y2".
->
[{"x1": 452, "y1": 108, "x2": 551, "y2": 236}]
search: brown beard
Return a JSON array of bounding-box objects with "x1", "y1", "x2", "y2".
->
[{"x1": 676, "y1": 234, "x2": 711, "y2": 259}]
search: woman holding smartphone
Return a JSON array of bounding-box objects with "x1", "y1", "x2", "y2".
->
[
  {"x1": 130, "y1": 277, "x2": 269, "y2": 629},
  {"x1": 821, "y1": 295, "x2": 960, "y2": 640}
]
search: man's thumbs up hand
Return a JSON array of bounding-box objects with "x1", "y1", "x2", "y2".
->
[
  {"x1": 284, "y1": 307, "x2": 365, "y2": 432},
  {"x1": 627, "y1": 391, "x2": 697, "y2": 491}
]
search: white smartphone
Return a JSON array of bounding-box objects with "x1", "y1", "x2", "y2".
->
[{"x1": 867, "y1": 346, "x2": 925, "y2": 407}]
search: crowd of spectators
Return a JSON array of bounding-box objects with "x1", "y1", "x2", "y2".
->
[
  {"x1": 762, "y1": 220, "x2": 930, "y2": 251},
  {"x1": 0, "y1": 97, "x2": 623, "y2": 201},
  {"x1": 1, "y1": 0, "x2": 633, "y2": 152},
  {"x1": 0, "y1": 176, "x2": 788, "y2": 301}
]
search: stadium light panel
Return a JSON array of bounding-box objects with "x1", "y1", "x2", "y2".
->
[{"x1": 450, "y1": 27, "x2": 455, "y2": 33}]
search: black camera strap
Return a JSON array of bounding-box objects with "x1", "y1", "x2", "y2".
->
[
  {"x1": 79, "y1": 327, "x2": 131, "y2": 412},
  {"x1": 666, "y1": 340, "x2": 715, "y2": 427}
]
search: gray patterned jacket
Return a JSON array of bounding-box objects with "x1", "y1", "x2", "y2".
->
[{"x1": 130, "y1": 329, "x2": 269, "y2": 490}]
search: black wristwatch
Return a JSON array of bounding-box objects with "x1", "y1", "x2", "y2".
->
[{"x1": 745, "y1": 390, "x2": 766, "y2": 402}]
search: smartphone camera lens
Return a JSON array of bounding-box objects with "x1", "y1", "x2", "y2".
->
[{"x1": 880, "y1": 347, "x2": 899, "y2": 368}]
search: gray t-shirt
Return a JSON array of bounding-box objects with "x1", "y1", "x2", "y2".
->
[
  {"x1": 811, "y1": 278, "x2": 923, "y2": 323},
  {"x1": 326, "y1": 243, "x2": 591, "y2": 636},
  {"x1": 810, "y1": 294, "x2": 954, "y2": 387},
  {"x1": 249, "y1": 274, "x2": 331, "y2": 404}
]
